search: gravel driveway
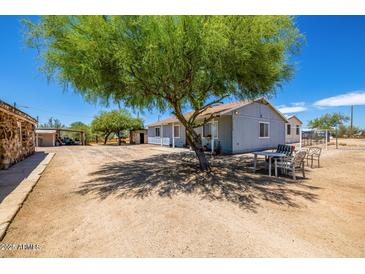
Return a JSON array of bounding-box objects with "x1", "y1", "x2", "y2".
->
[{"x1": 1, "y1": 144, "x2": 364, "y2": 257}]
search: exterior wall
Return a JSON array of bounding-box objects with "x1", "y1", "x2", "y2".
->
[
  {"x1": 285, "y1": 119, "x2": 301, "y2": 144},
  {"x1": 0, "y1": 106, "x2": 36, "y2": 169},
  {"x1": 231, "y1": 102, "x2": 285, "y2": 153},
  {"x1": 130, "y1": 129, "x2": 148, "y2": 144},
  {"x1": 217, "y1": 115, "x2": 232, "y2": 154},
  {"x1": 147, "y1": 126, "x2": 157, "y2": 137},
  {"x1": 37, "y1": 133, "x2": 56, "y2": 147}
]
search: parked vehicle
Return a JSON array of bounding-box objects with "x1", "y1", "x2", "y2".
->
[{"x1": 62, "y1": 136, "x2": 75, "y2": 145}]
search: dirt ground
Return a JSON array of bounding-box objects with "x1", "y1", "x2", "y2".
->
[{"x1": 1, "y1": 141, "x2": 364, "y2": 257}]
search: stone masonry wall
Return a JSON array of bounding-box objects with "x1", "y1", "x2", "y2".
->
[{"x1": 0, "y1": 105, "x2": 36, "y2": 169}]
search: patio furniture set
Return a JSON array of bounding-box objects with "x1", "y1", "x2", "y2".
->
[{"x1": 252, "y1": 145, "x2": 322, "y2": 180}]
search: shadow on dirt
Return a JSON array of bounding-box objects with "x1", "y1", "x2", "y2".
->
[{"x1": 76, "y1": 152, "x2": 319, "y2": 212}]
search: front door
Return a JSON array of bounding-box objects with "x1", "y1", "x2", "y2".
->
[{"x1": 139, "y1": 133, "x2": 145, "y2": 144}]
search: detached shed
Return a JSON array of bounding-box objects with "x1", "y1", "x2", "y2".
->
[
  {"x1": 0, "y1": 100, "x2": 37, "y2": 169},
  {"x1": 129, "y1": 129, "x2": 147, "y2": 144}
]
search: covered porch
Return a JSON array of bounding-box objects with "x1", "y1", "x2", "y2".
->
[{"x1": 147, "y1": 119, "x2": 220, "y2": 153}]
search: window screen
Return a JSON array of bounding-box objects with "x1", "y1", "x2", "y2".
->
[{"x1": 259, "y1": 123, "x2": 269, "y2": 138}]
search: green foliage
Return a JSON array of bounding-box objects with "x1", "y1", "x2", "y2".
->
[
  {"x1": 38, "y1": 117, "x2": 65, "y2": 129},
  {"x1": 25, "y1": 16, "x2": 303, "y2": 168},
  {"x1": 24, "y1": 16, "x2": 302, "y2": 114},
  {"x1": 91, "y1": 109, "x2": 143, "y2": 143},
  {"x1": 338, "y1": 124, "x2": 361, "y2": 138},
  {"x1": 308, "y1": 113, "x2": 349, "y2": 131},
  {"x1": 69, "y1": 121, "x2": 94, "y2": 143}
]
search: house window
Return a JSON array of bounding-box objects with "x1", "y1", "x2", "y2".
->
[
  {"x1": 212, "y1": 121, "x2": 218, "y2": 139},
  {"x1": 203, "y1": 123, "x2": 211, "y2": 137},
  {"x1": 296, "y1": 125, "x2": 300, "y2": 135},
  {"x1": 173, "y1": 125, "x2": 180, "y2": 138},
  {"x1": 155, "y1": 127, "x2": 160, "y2": 137},
  {"x1": 287, "y1": 124, "x2": 291, "y2": 135},
  {"x1": 259, "y1": 122, "x2": 269, "y2": 138}
]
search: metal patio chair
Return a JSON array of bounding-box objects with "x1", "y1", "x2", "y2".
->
[
  {"x1": 276, "y1": 150, "x2": 307, "y2": 180},
  {"x1": 306, "y1": 147, "x2": 322, "y2": 168}
]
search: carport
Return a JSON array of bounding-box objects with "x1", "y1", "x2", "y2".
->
[{"x1": 36, "y1": 128, "x2": 86, "y2": 147}]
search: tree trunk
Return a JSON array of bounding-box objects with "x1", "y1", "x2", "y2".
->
[
  {"x1": 185, "y1": 126, "x2": 210, "y2": 171},
  {"x1": 104, "y1": 132, "x2": 111, "y2": 145},
  {"x1": 118, "y1": 131, "x2": 122, "y2": 146}
]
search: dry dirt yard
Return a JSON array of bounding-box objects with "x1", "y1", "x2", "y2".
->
[{"x1": 1, "y1": 141, "x2": 364, "y2": 257}]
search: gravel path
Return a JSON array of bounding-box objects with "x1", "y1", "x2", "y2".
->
[{"x1": 1, "y1": 144, "x2": 364, "y2": 257}]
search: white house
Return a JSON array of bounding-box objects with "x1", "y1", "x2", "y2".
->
[
  {"x1": 285, "y1": 115, "x2": 303, "y2": 144},
  {"x1": 147, "y1": 98, "x2": 289, "y2": 154}
]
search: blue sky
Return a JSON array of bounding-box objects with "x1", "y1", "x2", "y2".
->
[{"x1": 0, "y1": 15, "x2": 364, "y2": 128}]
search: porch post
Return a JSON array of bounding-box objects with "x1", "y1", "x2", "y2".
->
[
  {"x1": 299, "y1": 126, "x2": 302, "y2": 150},
  {"x1": 172, "y1": 123, "x2": 175, "y2": 148},
  {"x1": 211, "y1": 120, "x2": 214, "y2": 154},
  {"x1": 325, "y1": 129, "x2": 328, "y2": 150},
  {"x1": 160, "y1": 125, "x2": 163, "y2": 146}
]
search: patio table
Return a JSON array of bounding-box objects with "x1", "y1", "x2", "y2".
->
[{"x1": 252, "y1": 151, "x2": 287, "y2": 177}]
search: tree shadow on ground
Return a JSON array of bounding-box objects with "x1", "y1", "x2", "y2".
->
[{"x1": 76, "y1": 152, "x2": 320, "y2": 212}]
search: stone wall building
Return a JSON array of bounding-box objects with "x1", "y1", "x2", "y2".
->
[{"x1": 0, "y1": 100, "x2": 37, "y2": 169}]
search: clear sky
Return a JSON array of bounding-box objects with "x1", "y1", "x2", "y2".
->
[{"x1": 0, "y1": 15, "x2": 364, "y2": 128}]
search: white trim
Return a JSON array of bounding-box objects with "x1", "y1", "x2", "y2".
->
[
  {"x1": 212, "y1": 120, "x2": 218, "y2": 139},
  {"x1": 259, "y1": 121, "x2": 270, "y2": 138},
  {"x1": 296, "y1": 125, "x2": 300, "y2": 135},
  {"x1": 172, "y1": 123, "x2": 175, "y2": 148},
  {"x1": 299, "y1": 126, "x2": 303, "y2": 149},
  {"x1": 202, "y1": 121, "x2": 219, "y2": 139},
  {"x1": 160, "y1": 125, "x2": 163, "y2": 146}
]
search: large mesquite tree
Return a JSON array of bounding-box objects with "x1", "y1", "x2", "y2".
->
[{"x1": 25, "y1": 16, "x2": 302, "y2": 170}]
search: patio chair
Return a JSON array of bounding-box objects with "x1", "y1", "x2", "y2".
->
[
  {"x1": 306, "y1": 147, "x2": 322, "y2": 168},
  {"x1": 274, "y1": 144, "x2": 295, "y2": 156},
  {"x1": 276, "y1": 150, "x2": 307, "y2": 180},
  {"x1": 266, "y1": 144, "x2": 295, "y2": 166}
]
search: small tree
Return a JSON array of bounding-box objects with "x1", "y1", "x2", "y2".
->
[
  {"x1": 91, "y1": 110, "x2": 143, "y2": 145},
  {"x1": 69, "y1": 121, "x2": 93, "y2": 144},
  {"x1": 38, "y1": 117, "x2": 65, "y2": 129},
  {"x1": 91, "y1": 111, "x2": 116, "y2": 144},
  {"x1": 308, "y1": 113, "x2": 349, "y2": 148},
  {"x1": 338, "y1": 124, "x2": 360, "y2": 138},
  {"x1": 308, "y1": 113, "x2": 349, "y2": 132},
  {"x1": 25, "y1": 16, "x2": 303, "y2": 170}
]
